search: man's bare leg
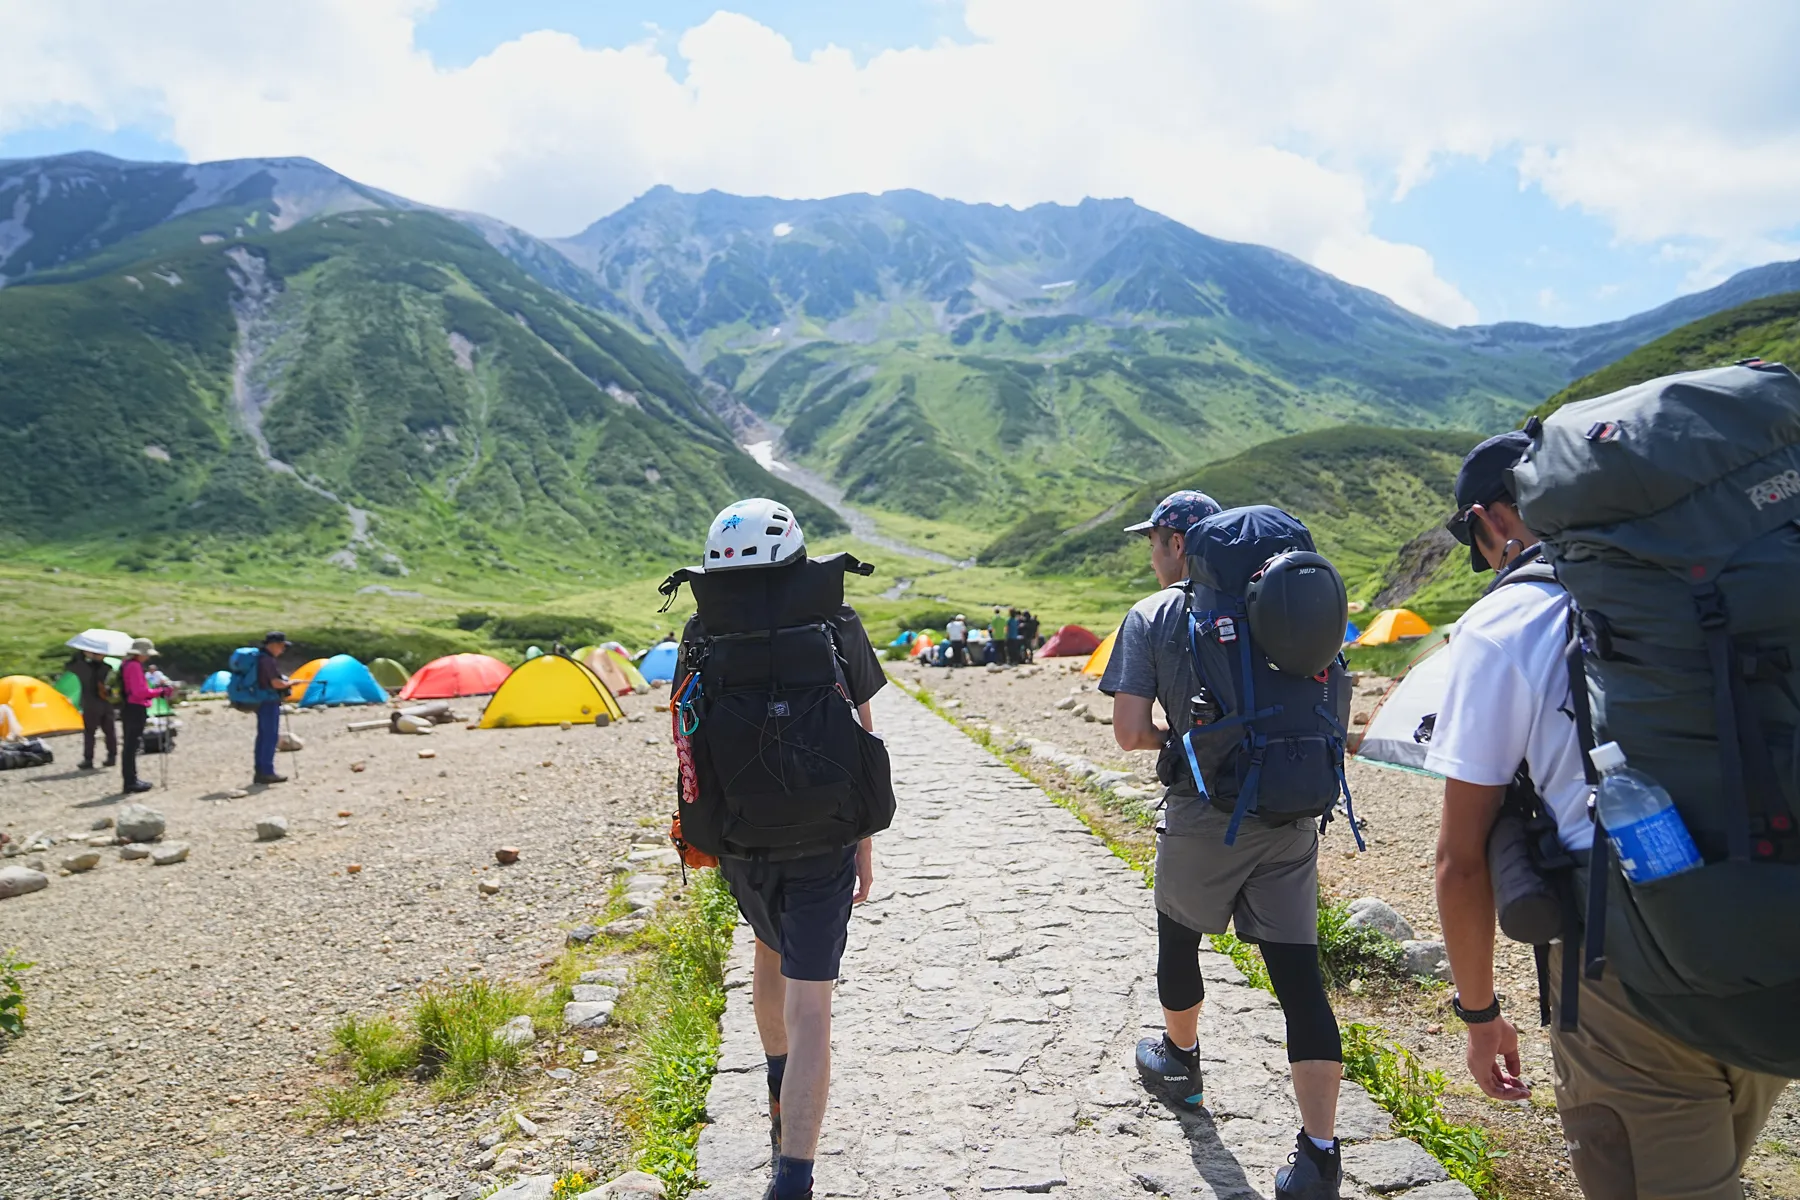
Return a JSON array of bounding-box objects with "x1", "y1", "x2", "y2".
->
[
  {"x1": 752, "y1": 939, "x2": 788, "y2": 1056},
  {"x1": 776, "y1": 978, "x2": 834, "y2": 1161}
]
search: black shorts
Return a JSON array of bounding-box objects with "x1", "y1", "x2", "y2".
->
[{"x1": 719, "y1": 847, "x2": 857, "y2": 982}]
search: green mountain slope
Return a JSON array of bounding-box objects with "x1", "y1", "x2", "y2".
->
[
  {"x1": 0, "y1": 207, "x2": 838, "y2": 585},
  {"x1": 1538, "y1": 290, "x2": 1800, "y2": 417},
  {"x1": 1006, "y1": 426, "x2": 1477, "y2": 596}
]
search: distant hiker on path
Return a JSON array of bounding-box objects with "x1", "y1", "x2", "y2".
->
[
  {"x1": 663, "y1": 498, "x2": 896, "y2": 1200},
  {"x1": 65, "y1": 649, "x2": 117, "y2": 772},
  {"x1": 1103, "y1": 489, "x2": 1350, "y2": 1200},
  {"x1": 987, "y1": 607, "x2": 1007, "y2": 665},
  {"x1": 118, "y1": 638, "x2": 172, "y2": 795},
  {"x1": 945, "y1": 613, "x2": 969, "y2": 667},
  {"x1": 1430, "y1": 423, "x2": 1793, "y2": 1198},
  {"x1": 1005, "y1": 607, "x2": 1024, "y2": 665},
  {"x1": 1021, "y1": 609, "x2": 1040, "y2": 662}
]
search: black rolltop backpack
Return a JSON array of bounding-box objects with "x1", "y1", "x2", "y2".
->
[
  {"x1": 1179, "y1": 505, "x2": 1361, "y2": 849},
  {"x1": 658, "y1": 552, "x2": 896, "y2": 861},
  {"x1": 1512, "y1": 360, "x2": 1800, "y2": 1075}
]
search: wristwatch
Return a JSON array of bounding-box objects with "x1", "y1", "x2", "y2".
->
[{"x1": 1452, "y1": 993, "x2": 1502, "y2": 1024}]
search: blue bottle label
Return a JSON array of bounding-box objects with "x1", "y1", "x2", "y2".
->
[{"x1": 1608, "y1": 806, "x2": 1702, "y2": 884}]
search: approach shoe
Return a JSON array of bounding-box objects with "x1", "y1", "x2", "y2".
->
[
  {"x1": 77, "y1": 760, "x2": 95, "y2": 771},
  {"x1": 1274, "y1": 1132, "x2": 1342, "y2": 1200},
  {"x1": 254, "y1": 772, "x2": 288, "y2": 784},
  {"x1": 1135, "y1": 1035, "x2": 1204, "y2": 1110},
  {"x1": 125, "y1": 780, "x2": 154, "y2": 794}
]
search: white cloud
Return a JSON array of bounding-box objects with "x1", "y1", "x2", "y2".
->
[{"x1": 4, "y1": 0, "x2": 1799, "y2": 326}]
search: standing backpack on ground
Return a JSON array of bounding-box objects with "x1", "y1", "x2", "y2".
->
[
  {"x1": 1180, "y1": 506, "x2": 1361, "y2": 848},
  {"x1": 226, "y1": 647, "x2": 279, "y2": 713},
  {"x1": 1513, "y1": 360, "x2": 1800, "y2": 1076},
  {"x1": 658, "y1": 553, "x2": 896, "y2": 861}
]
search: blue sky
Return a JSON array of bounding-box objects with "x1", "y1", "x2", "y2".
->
[{"x1": 5, "y1": 1, "x2": 1797, "y2": 329}]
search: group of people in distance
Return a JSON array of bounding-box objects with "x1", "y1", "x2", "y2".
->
[
  {"x1": 942, "y1": 606, "x2": 1038, "y2": 667},
  {"x1": 679, "y1": 407, "x2": 1792, "y2": 1200},
  {"x1": 62, "y1": 638, "x2": 175, "y2": 794}
]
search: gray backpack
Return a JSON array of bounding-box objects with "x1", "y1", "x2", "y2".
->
[{"x1": 1512, "y1": 360, "x2": 1800, "y2": 1076}]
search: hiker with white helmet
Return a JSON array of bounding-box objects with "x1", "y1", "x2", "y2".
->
[
  {"x1": 660, "y1": 498, "x2": 895, "y2": 1200},
  {"x1": 945, "y1": 613, "x2": 969, "y2": 667}
]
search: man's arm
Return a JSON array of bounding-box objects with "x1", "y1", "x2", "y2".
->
[
  {"x1": 1112, "y1": 692, "x2": 1165, "y2": 752},
  {"x1": 1436, "y1": 778, "x2": 1531, "y2": 1101}
]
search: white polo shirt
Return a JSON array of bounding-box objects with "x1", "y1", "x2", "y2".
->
[{"x1": 1423, "y1": 576, "x2": 1594, "y2": 852}]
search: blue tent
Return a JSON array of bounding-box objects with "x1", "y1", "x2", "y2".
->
[
  {"x1": 199, "y1": 669, "x2": 231, "y2": 694},
  {"x1": 639, "y1": 641, "x2": 679, "y2": 683},
  {"x1": 1344, "y1": 620, "x2": 1361, "y2": 644},
  {"x1": 298, "y1": 654, "x2": 387, "y2": 707}
]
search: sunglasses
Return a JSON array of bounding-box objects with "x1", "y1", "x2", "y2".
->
[{"x1": 1444, "y1": 506, "x2": 1482, "y2": 546}]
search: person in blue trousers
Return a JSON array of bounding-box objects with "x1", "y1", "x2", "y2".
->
[{"x1": 253, "y1": 632, "x2": 293, "y2": 784}]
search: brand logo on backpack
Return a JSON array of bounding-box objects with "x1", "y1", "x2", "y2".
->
[
  {"x1": 1746, "y1": 468, "x2": 1800, "y2": 510},
  {"x1": 768, "y1": 700, "x2": 791, "y2": 718}
]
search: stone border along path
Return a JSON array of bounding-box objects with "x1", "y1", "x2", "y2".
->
[{"x1": 695, "y1": 688, "x2": 1477, "y2": 1199}]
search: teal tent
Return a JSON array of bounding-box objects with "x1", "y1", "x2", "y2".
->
[
  {"x1": 199, "y1": 670, "x2": 231, "y2": 694},
  {"x1": 297, "y1": 655, "x2": 387, "y2": 707}
]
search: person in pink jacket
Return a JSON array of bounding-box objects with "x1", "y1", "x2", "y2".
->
[{"x1": 119, "y1": 638, "x2": 174, "y2": 794}]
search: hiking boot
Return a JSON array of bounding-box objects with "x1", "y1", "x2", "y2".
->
[
  {"x1": 103, "y1": 756, "x2": 117, "y2": 767},
  {"x1": 1274, "y1": 1132, "x2": 1342, "y2": 1200},
  {"x1": 1135, "y1": 1035, "x2": 1204, "y2": 1110},
  {"x1": 77, "y1": 760, "x2": 95, "y2": 771},
  {"x1": 254, "y1": 772, "x2": 288, "y2": 784},
  {"x1": 125, "y1": 780, "x2": 154, "y2": 794}
]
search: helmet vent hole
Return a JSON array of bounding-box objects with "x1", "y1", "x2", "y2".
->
[
  {"x1": 765, "y1": 525, "x2": 785, "y2": 536},
  {"x1": 742, "y1": 546, "x2": 758, "y2": 556}
]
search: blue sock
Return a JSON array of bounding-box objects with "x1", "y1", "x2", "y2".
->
[
  {"x1": 773, "y1": 1155, "x2": 814, "y2": 1198},
  {"x1": 766, "y1": 1053, "x2": 788, "y2": 1098}
]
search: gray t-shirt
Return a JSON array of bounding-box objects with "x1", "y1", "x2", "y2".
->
[{"x1": 1100, "y1": 582, "x2": 1215, "y2": 831}]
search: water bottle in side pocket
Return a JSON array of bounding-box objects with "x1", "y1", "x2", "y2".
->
[{"x1": 1590, "y1": 741, "x2": 1702, "y2": 883}]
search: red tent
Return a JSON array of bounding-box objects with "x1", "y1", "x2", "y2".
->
[
  {"x1": 1039, "y1": 624, "x2": 1102, "y2": 658},
  {"x1": 397, "y1": 653, "x2": 512, "y2": 700}
]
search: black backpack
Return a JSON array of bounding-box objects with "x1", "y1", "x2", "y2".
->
[
  {"x1": 1512, "y1": 361, "x2": 1800, "y2": 1075},
  {"x1": 659, "y1": 553, "x2": 896, "y2": 861},
  {"x1": 1180, "y1": 506, "x2": 1361, "y2": 847}
]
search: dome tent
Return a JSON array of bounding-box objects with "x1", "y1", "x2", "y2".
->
[
  {"x1": 367, "y1": 657, "x2": 411, "y2": 692},
  {"x1": 582, "y1": 644, "x2": 649, "y2": 696},
  {"x1": 479, "y1": 654, "x2": 623, "y2": 728},
  {"x1": 399, "y1": 653, "x2": 512, "y2": 700},
  {"x1": 297, "y1": 655, "x2": 388, "y2": 707},
  {"x1": 200, "y1": 670, "x2": 232, "y2": 694},
  {"x1": 1354, "y1": 608, "x2": 1433, "y2": 646},
  {"x1": 1081, "y1": 628, "x2": 1118, "y2": 678},
  {"x1": 1351, "y1": 637, "x2": 1456, "y2": 769},
  {"x1": 0, "y1": 675, "x2": 84, "y2": 737},
  {"x1": 286, "y1": 657, "x2": 331, "y2": 702},
  {"x1": 639, "y1": 641, "x2": 679, "y2": 684},
  {"x1": 1039, "y1": 624, "x2": 1102, "y2": 658}
]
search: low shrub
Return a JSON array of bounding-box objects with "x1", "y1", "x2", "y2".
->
[
  {"x1": 1342, "y1": 1023, "x2": 1505, "y2": 1198},
  {"x1": 1316, "y1": 900, "x2": 1406, "y2": 990},
  {"x1": 0, "y1": 951, "x2": 29, "y2": 1037}
]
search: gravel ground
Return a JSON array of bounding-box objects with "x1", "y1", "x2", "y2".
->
[
  {"x1": 0, "y1": 690, "x2": 680, "y2": 1199},
  {"x1": 890, "y1": 656, "x2": 1800, "y2": 1198}
]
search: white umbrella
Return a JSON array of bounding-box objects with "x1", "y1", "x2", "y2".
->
[{"x1": 65, "y1": 628, "x2": 134, "y2": 657}]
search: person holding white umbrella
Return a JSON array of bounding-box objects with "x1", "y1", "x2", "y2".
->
[{"x1": 63, "y1": 629, "x2": 133, "y2": 772}]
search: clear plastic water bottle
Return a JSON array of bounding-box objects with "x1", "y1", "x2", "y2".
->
[{"x1": 1590, "y1": 741, "x2": 1702, "y2": 883}]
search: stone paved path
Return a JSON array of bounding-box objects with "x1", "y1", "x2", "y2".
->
[{"x1": 697, "y1": 689, "x2": 1474, "y2": 1199}]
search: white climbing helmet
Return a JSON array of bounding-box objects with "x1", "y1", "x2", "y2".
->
[{"x1": 704, "y1": 498, "x2": 805, "y2": 571}]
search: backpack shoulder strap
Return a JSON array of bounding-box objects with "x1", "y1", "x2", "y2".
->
[{"x1": 1485, "y1": 544, "x2": 1558, "y2": 593}]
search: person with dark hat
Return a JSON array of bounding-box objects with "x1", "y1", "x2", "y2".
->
[
  {"x1": 1102, "y1": 489, "x2": 1352, "y2": 1199},
  {"x1": 1428, "y1": 426, "x2": 1789, "y2": 1198},
  {"x1": 253, "y1": 632, "x2": 293, "y2": 784}
]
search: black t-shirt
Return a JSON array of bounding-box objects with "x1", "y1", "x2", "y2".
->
[{"x1": 679, "y1": 603, "x2": 886, "y2": 708}]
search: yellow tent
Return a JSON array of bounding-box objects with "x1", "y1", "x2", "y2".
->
[
  {"x1": 287, "y1": 656, "x2": 330, "y2": 702},
  {"x1": 1081, "y1": 628, "x2": 1118, "y2": 677},
  {"x1": 0, "y1": 675, "x2": 85, "y2": 737},
  {"x1": 479, "y1": 654, "x2": 624, "y2": 728},
  {"x1": 1355, "y1": 608, "x2": 1433, "y2": 646}
]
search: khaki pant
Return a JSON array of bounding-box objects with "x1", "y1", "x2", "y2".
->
[{"x1": 1548, "y1": 954, "x2": 1790, "y2": 1199}]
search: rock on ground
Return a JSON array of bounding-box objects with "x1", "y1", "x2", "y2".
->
[
  {"x1": 115, "y1": 803, "x2": 166, "y2": 843},
  {"x1": 149, "y1": 842, "x2": 190, "y2": 866},
  {"x1": 1346, "y1": 896, "x2": 1416, "y2": 942},
  {"x1": 255, "y1": 816, "x2": 289, "y2": 841},
  {"x1": 0, "y1": 866, "x2": 48, "y2": 899}
]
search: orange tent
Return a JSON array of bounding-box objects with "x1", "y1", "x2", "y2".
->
[
  {"x1": 0, "y1": 675, "x2": 85, "y2": 737},
  {"x1": 1355, "y1": 609, "x2": 1433, "y2": 646},
  {"x1": 399, "y1": 653, "x2": 513, "y2": 700},
  {"x1": 1081, "y1": 628, "x2": 1118, "y2": 677}
]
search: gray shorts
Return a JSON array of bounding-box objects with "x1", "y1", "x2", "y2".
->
[{"x1": 1154, "y1": 803, "x2": 1319, "y2": 944}]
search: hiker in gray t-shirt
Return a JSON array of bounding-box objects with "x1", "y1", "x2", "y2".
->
[{"x1": 1101, "y1": 490, "x2": 1347, "y2": 1200}]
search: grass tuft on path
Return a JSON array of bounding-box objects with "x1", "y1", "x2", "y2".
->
[{"x1": 613, "y1": 867, "x2": 740, "y2": 1198}]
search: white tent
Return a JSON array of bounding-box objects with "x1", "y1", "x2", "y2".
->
[{"x1": 1353, "y1": 638, "x2": 1455, "y2": 770}]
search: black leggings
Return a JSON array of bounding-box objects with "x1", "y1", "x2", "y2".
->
[{"x1": 1156, "y1": 911, "x2": 1342, "y2": 1064}]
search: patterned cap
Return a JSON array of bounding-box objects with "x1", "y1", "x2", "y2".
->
[{"x1": 1123, "y1": 489, "x2": 1223, "y2": 536}]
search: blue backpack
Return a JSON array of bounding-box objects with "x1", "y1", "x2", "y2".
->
[
  {"x1": 227, "y1": 646, "x2": 279, "y2": 711},
  {"x1": 1179, "y1": 506, "x2": 1361, "y2": 848}
]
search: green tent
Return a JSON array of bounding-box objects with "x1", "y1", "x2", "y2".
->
[
  {"x1": 53, "y1": 670, "x2": 81, "y2": 707},
  {"x1": 368, "y1": 657, "x2": 411, "y2": 692}
]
